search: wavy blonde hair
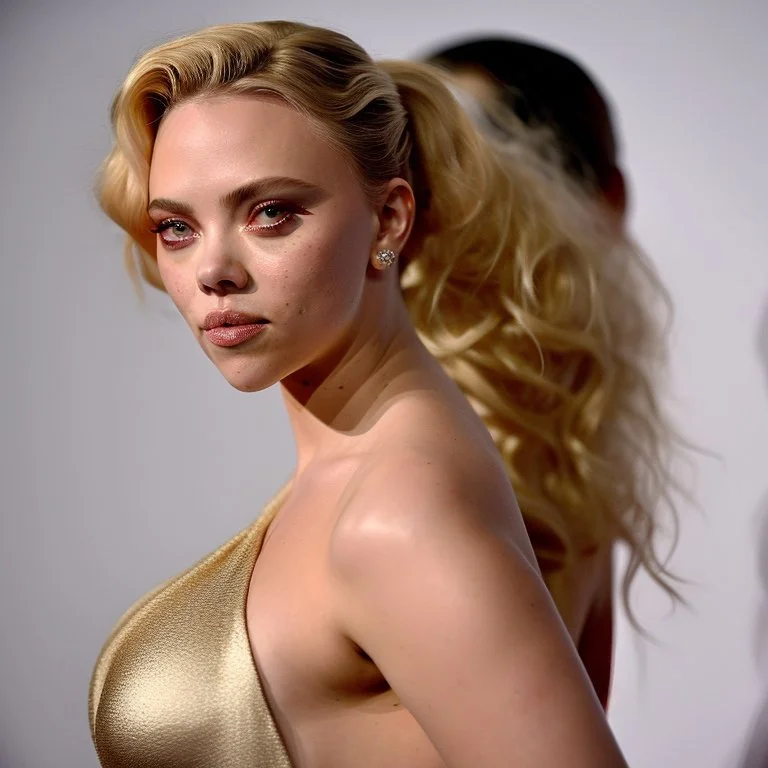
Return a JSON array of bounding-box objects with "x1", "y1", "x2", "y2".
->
[{"x1": 98, "y1": 20, "x2": 685, "y2": 630}]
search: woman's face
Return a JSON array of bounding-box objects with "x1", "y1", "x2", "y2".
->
[{"x1": 148, "y1": 94, "x2": 379, "y2": 392}]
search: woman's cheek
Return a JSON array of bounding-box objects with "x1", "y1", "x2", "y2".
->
[{"x1": 159, "y1": 263, "x2": 194, "y2": 315}]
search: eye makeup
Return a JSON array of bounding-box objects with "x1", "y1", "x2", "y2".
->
[{"x1": 149, "y1": 198, "x2": 311, "y2": 249}]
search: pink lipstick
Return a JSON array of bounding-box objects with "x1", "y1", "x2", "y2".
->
[{"x1": 202, "y1": 310, "x2": 268, "y2": 348}]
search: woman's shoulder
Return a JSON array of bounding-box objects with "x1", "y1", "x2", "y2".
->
[
  {"x1": 328, "y1": 433, "x2": 538, "y2": 577},
  {"x1": 321, "y1": 438, "x2": 622, "y2": 766}
]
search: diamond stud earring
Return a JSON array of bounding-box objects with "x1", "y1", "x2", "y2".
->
[{"x1": 373, "y1": 249, "x2": 397, "y2": 269}]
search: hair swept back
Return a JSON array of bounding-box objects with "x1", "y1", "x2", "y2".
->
[{"x1": 98, "y1": 20, "x2": 686, "y2": 631}]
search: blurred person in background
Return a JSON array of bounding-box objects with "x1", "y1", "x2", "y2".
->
[{"x1": 423, "y1": 35, "x2": 685, "y2": 709}]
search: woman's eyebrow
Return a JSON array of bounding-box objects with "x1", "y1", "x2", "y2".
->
[
  {"x1": 146, "y1": 198, "x2": 194, "y2": 217},
  {"x1": 220, "y1": 176, "x2": 327, "y2": 209},
  {"x1": 147, "y1": 176, "x2": 327, "y2": 216}
]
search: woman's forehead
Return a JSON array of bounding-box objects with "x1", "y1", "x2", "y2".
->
[{"x1": 149, "y1": 94, "x2": 355, "y2": 196}]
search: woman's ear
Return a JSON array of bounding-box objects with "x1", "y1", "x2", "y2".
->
[{"x1": 370, "y1": 178, "x2": 415, "y2": 269}]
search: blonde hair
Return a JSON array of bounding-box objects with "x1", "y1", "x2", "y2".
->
[{"x1": 98, "y1": 20, "x2": 685, "y2": 630}]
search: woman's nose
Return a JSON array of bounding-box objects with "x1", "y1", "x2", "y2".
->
[{"x1": 196, "y1": 242, "x2": 250, "y2": 296}]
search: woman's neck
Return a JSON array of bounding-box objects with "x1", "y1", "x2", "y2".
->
[{"x1": 279, "y1": 293, "x2": 433, "y2": 473}]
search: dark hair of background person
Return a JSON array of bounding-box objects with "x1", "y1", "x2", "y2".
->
[{"x1": 424, "y1": 36, "x2": 627, "y2": 213}]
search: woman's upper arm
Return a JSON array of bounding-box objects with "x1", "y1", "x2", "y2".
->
[{"x1": 330, "y1": 468, "x2": 627, "y2": 768}]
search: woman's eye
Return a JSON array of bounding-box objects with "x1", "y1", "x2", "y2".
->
[
  {"x1": 150, "y1": 220, "x2": 196, "y2": 246},
  {"x1": 259, "y1": 204, "x2": 287, "y2": 222},
  {"x1": 247, "y1": 201, "x2": 303, "y2": 232}
]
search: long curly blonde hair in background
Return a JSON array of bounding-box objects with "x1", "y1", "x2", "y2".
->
[{"x1": 98, "y1": 20, "x2": 686, "y2": 631}]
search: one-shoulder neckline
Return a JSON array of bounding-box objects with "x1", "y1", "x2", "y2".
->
[
  {"x1": 239, "y1": 482, "x2": 295, "y2": 759},
  {"x1": 89, "y1": 481, "x2": 297, "y2": 768}
]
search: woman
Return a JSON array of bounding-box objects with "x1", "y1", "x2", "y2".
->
[
  {"x1": 88, "y1": 19, "x2": 670, "y2": 767},
  {"x1": 422, "y1": 35, "x2": 675, "y2": 708}
]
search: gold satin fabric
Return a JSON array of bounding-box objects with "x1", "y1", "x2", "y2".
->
[{"x1": 89, "y1": 490, "x2": 293, "y2": 768}]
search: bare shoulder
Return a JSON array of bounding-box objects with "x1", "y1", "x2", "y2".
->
[
  {"x1": 327, "y1": 447, "x2": 626, "y2": 767},
  {"x1": 330, "y1": 444, "x2": 538, "y2": 576}
]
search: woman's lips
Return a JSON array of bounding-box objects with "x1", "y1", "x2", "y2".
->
[
  {"x1": 202, "y1": 309, "x2": 268, "y2": 348},
  {"x1": 204, "y1": 323, "x2": 267, "y2": 348}
]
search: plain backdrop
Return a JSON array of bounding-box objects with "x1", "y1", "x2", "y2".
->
[{"x1": 1, "y1": 1, "x2": 767, "y2": 766}]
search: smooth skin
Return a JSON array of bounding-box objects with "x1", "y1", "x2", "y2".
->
[{"x1": 148, "y1": 93, "x2": 628, "y2": 768}]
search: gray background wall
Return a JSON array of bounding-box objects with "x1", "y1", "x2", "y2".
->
[{"x1": 1, "y1": 0, "x2": 767, "y2": 766}]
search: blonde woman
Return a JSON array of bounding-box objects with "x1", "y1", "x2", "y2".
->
[{"x1": 89, "y1": 20, "x2": 677, "y2": 767}]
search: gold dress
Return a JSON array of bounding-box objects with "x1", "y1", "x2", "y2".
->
[{"x1": 88, "y1": 490, "x2": 294, "y2": 767}]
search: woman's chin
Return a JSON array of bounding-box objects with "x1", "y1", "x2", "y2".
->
[
  {"x1": 227, "y1": 378, "x2": 269, "y2": 393},
  {"x1": 215, "y1": 363, "x2": 277, "y2": 394}
]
